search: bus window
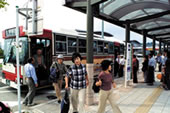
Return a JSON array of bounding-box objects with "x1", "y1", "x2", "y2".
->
[
  {"x1": 55, "y1": 35, "x2": 66, "y2": 54},
  {"x1": 108, "y1": 42, "x2": 114, "y2": 54},
  {"x1": 56, "y1": 42, "x2": 66, "y2": 54},
  {"x1": 104, "y1": 42, "x2": 108, "y2": 53},
  {"x1": 3, "y1": 37, "x2": 28, "y2": 64},
  {"x1": 93, "y1": 41, "x2": 97, "y2": 54},
  {"x1": 68, "y1": 37, "x2": 77, "y2": 53},
  {"x1": 98, "y1": 41, "x2": 103, "y2": 54},
  {"x1": 79, "y1": 39, "x2": 86, "y2": 53},
  {"x1": 36, "y1": 39, "x2": 41, "y2": 44}
]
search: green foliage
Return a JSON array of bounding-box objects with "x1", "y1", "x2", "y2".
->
[
  {"x1": 0, "y1": 48, "x2": 3, "y2": 58},
  {"x1": 0, "y1": 0, "x2": 8, "y2": 9}
]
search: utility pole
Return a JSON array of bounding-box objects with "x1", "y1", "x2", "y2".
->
[{"x1": 16, "y1": 6, "x2": 21, "y2": 113}]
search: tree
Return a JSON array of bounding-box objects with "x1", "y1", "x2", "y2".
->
[
  {"x1": 0, "y1": 0, "x2": 8, "y2": 9},
  {"x1": 0, "y1": 48, "x2": 3, "y2": 58}
]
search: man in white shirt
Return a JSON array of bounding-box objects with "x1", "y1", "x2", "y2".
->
[{"x1": 118, "y1": 55, "x2": 125, "y2": 77}]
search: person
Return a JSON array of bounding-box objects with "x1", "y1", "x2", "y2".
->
[
  {"x1": 132, "y1": 55, "x2": 139, "y2": 83},
  {"x1": 50, "y1": 54, "x2": 67, "y2": 103},
  {"x1": 0, "y1": 102, "x2": 11, "y2": 113},
  {"x1": 96, "y1": 60, "x2": 122, "y2": 113},
  {"x1": 157, "y1": 53, "x2": 163, "y2": 72},
  {"x1": 161, "y1": 51, "x2": 168, "y2": 88},
  {"x1": 162, "y1": 52, "x2": 170, "y2": 90},
  {"x1": 65, "y1": 52, "x2": 89, "y2": 113},
  {"x1": 115, "y1": 55, "x2": 120, "y2": 77},
  {"x1": 142, "y1": 55, "x2": 148, "y2": 82},
  {"x1": 23, "y1": 57, "x2": 38, "y2": 106},
  {"x1": 119, "y1": 55, "x2": 125, "y2": 77},
  {"x1": 146, "y1": 53, "x2": 156, "y2": 85},
  {"x1": 33, "y1": 49, "x2": 47, "y2": 83}
]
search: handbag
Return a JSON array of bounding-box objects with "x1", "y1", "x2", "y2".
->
[{"x1": 92, "y1": 77, "x2": 100, "y2": 93}]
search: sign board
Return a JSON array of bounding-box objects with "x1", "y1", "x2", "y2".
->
[
  {"x1": 125, "y1": 43, "x2": 132, "y2": 87},
  {"x1": 24, "y1": 0, "x2": 44, "y2": 35}
]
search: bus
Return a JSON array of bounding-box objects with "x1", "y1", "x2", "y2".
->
[
  {"x1": 0, "y1": 26, "x2": 124, "y2": 89},
  {"x1": 133, "y1": 46, "x2": 159, "y2": 57}
]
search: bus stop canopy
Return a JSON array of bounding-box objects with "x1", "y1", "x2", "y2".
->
[{"x1": 64, "y1": 0, "x2": 170, "y2": 43}]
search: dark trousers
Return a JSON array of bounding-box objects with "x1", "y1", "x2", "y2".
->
[
  {"x1": 147, "y1": 66, "x2": 154, "y2": 84},
  {"x1": 119, "y1": 65, "x2": 124, "y2": 77},
  {"x1": 133, "y1": 67, "x2": 138, "y2": 83},
  {"x1": 114, "y1": 63, "x2": 119, "y2": 77},
  {"x1": 158, "y1": 63, "x2": 162, "y2": 72},
  {"x1": 23, "y1": 78, "x2": 36, "y2": 104}
]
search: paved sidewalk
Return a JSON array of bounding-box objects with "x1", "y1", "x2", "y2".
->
[{"x1": 16, "y1": 72, "x2": 170, "y2": 113}]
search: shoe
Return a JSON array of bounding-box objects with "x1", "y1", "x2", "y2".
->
[
  {"x1": 27, "y1": 103, "x2": 37, "y2": 107},
  {"x1": 22, "y1": 101, "x2": 27, "y2": 106},
  {"x1": 58, "y1": 100, "x2": 61, "y2": 104},
  {"x1": 73, "y1": 112, "x2": 78, "y2": 113}
]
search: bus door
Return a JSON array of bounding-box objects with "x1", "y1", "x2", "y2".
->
[{"x1": 30, "y1": 38, "x2": 52, "y2": 86}]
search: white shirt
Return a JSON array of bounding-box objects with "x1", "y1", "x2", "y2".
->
[{"x1": 120, "y1": 58, "x2": 125, "y2": 65}]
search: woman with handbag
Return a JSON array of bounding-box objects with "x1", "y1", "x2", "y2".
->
[{"x1": 96, "y1": 60, "x2": 122, "y2": 113}]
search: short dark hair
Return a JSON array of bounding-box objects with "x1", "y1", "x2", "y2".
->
[
  {"x1": 101, "y1": 60, "x2": 112, "y2": 71},
  {"x1": 167, "y1": 52, "x2": 170, "y2": 58},
  {"x1": 72, "y1": 52, "x2": 82, "y2": 63},
  {"x1": 133, "y1": 55, "x2": 136, "y2": 58},
  {"x1": 27, "y1": 57, "x2": 33, "y2": 63}
]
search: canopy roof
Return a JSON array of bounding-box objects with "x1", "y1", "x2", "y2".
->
[{"x1": 64, "y1": 0, "x2": 170, "y2": 43}]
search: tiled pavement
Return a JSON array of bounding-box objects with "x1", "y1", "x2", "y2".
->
[{"x1": 16, "y1": 72, "x2": 170, "y2": 113}]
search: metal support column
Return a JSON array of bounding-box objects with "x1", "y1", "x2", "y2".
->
[
  {"x1": 32, "y1": 0, "x2": 37, "y2": 34},
  {"x1": 159, "y1": 39, "x2": 162, "y2": 54},
  {"x1": 142, "y1": 30, "x2": 147, "y2": 57},
  {"x1": 86, "y1": 0, "x2": 94, "y2": 105},
  {"x1": 153, "y1": 37, "x2": 156, "y2": 55},
  {"x1": 164, "y1": 43, "x2": 166, "y2": 51},
  {"x1": 125, "y1": 23, "x2": 130, "y2": 58},
  {"x1": 16, "y1": 6, "x2": 21, "y2": 113}
]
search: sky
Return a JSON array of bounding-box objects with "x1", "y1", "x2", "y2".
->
[{"x1": 0, "y1": 0, "x2": 154, "y2": 48}]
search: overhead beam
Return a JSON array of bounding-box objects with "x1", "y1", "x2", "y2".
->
[
  {"x1": 91, "y1": 0, "x2": 108, "y2": 5},
  {"x1": 157, "y1": 37, "x2": 170, "y2": 40},
  {"x1": 65, "y1": 0, "x2": 108, "y2": 7},
  {"x1": 69, "y1": 1, "x2": 87, "y2": 7},
  {"x1": 147, "y1": 25, "x2": 170, "y2": 32},
  {"x1": 126, "y1": 10, "x2": 170, "y2": 24},
  {"x1": 151, "y1": 32, "x2": 170, "y2": 37}
]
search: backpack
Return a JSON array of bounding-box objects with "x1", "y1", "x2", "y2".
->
[{"x1": 49, "y1": 63, "x2": 60, "y2": 82}]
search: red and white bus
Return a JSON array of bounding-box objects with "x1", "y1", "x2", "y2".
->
[{"x1": 0, "y1": 26, "x2": 124, "y2": 88}]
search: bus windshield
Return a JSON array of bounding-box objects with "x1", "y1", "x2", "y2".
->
[{"x1": 3, "y1": 37, "x2": 28, "y2": 64}]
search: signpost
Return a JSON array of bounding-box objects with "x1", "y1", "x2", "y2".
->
[
  {"x1": 15, "y1": 1, "x2": 40, "y2": 112},
  {"x1": 16, "y1": 6, "x2": 21, "y2": 113},
  {"x1": 125, "y1": 43, "x2": 132, "y2": 88}
]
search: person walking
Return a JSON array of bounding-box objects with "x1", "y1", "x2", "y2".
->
[
  {"x1": 65, "y1": 52, "x2": 89, "y2": 113},
  {"x1": 96, "y1": 60, "x2": 122, "y2": 113},
  {"x1": 132, "y1": 55, "x2": 139, "y2": 83},
  {"x1": 147, "y1": 53, "x2": 156, "y2": 85},
  {"x1": 23, "y1": 57, "x2": 38, "y2": 106},
  {"x1": 142, "y1": 55, "x2": 148, "y2": 82},
  {"x1": 50, "y1": 54, "x2": 67, "y2": 103}
]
